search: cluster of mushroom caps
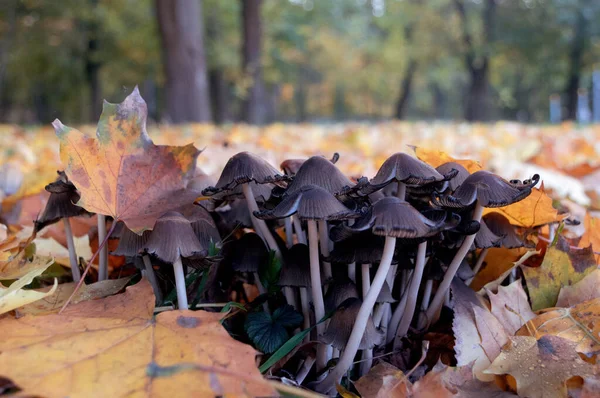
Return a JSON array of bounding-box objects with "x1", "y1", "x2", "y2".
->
[{"x1": 35, "y1": 151, "x2": 538, "y2": 394}]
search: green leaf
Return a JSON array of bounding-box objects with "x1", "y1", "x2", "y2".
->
[
  {"x1": 260, "y1": 250, "x2": 281, "y2": 292},
  {"x1": 245, "y1": 305, "x2": 301, "y2": 354}
]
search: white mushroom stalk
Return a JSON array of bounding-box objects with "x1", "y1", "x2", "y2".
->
[
  {"x1": 62, "y1": 218, "x2": 81, "y2": 282},
  {"x1": 242, "y1": 182, "x2": 281, "y2": 258},
  {"x1": 307, "y1": 220, "x2": 328, "y2": 370},
  {"x1": 97, "y1": 214, "x2": 108, "y2": 281},
  {"x1": 318, "y1": 220, "x2": 332, "y2": 281},
  {"x1": 314, "y1": 235, "x2": 396, "y2": 393},
  {"x1": 172, "y1": 257, "x2": 188, "y2": 309},
  {"x1": 142, "y1": 254, "x2": 163, "y2": 304},
  {"x1": 395, "y1": 241, "x2": 427, "y2": 339}
]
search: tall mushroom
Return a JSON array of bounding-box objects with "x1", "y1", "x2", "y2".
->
[
  {"x1": 255, "y1": 184, "x2": 357, "y2": 370},
  {"x1": 314, "y1": 196, "x2": 447, "y2": 393},
  {"x1": 144, "y1": 211, "x2": 204, "y2": 309},
  {"x1": 35, "y1": 172, "x2": 88, "y2": 282},
  {"x1": 202, "y1": 152, "x2": 287, "y2": 258},
  {"x1": 424, "y1": 171, "x2": 539, "y2": 326}
]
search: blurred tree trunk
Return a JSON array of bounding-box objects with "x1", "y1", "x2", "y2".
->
[
  {"x1": 0, "y1": 0, "x2": 17, "y2": 120},
  {"x1": 206, "y1": 7, "x2": 231, "y2": 124},
  {"x1": 241, "y1": 0, "x2": 266, "y2": 124},
  {"x1": 453, "y1": 0, "x2": 496, "y2": 122},
  {"x1": 394, "y1": 60, "x2": 416, "y2": 119},
  {"x1": 294, "y1": 68, "x2": 307, "y2": 122},
  {"x1": 563, "y1": 4, "x2": 588, "y2": 120},
  {"x1": 156, "y1": 0, "x2": 212, "y2": 123},
  {"x1": 85, "y1": 0, "x2": 101, "y2": 122}
]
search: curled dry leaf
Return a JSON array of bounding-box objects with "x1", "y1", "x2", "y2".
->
[
  {"x1": 485, "y1": 279, "x2": 535, "y2": 335},
  {"x1": 0, "y1": 252, "x2": 54, "y2": 280},
  {"x1": 521, "y1": 239, "x2": 596, "y2": 311},
  {"x1": 516, "y1": 297, "x2": 600, "y2": 358},
  {"x1": 0, "y1": 280, "x2": 275, "y2": 397},
  {"x1": 484, "y1": 335, "x2": 595, "y2": 398},
  {"x1": 16, "y1": 276, "x2": 133, "y2": 315},
  {"x1": 353, "y1": 361, "x2": 411, "y2": 398},
  {"x1": 54, "y1": 88, "x2": 201, "y2": 233},
  {"x1": 556, "y1": 269, "x2": 600, "y2": 307},
  {"x1": 0, "y1": 258, "x2": 55, "y2": 315}
]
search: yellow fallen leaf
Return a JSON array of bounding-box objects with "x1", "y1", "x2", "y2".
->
[
  {"x1": 33, "y1": 235, "x2": 92, "y2": 268},
  {"x1": 414, "y1": 146, "x2": 483, "y2": 173},
  {"x1": 0, "y1": 280, "x2": 275, "y2": 398},
  {"x1": 0, "y1": 252, "x2": 54, "y2": 280},
  {"x1": 0, "y1": 258, "x2": 55, "y2": 315}
]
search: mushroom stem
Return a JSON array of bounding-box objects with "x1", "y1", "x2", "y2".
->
[
  {"x1": 468, "y1": 247, "x2": 489, "y2": 286},
  {"x1": 254, "y1": 271, "x2": 270, "y2": 314},
  {"x1": 424, "y1": 202, "x2": 484, "y2": 327},
  {"x1": 283, "y1": 286, "x2": 298, "y2": 310},
  {"x1": 348, "y1": 262, "x2": 356, "y2": 283},
  {"x1": 299, "y1": 287, "x2": 311, "y2": 343},
  {"x1": 361, "y1": 263, "x2": 370, "y2": 300},
  {"x1": 62, "y1": 217, "x2": 81, "y2": 282},
  {"x1": 296, "y1": 355, "x2": 315, "y2": 384},
  {"x1": 421, "y1": 279, "x2": 433, "y2": 311},
  {"x1": 307, "y1": 219, "x2": 328, "y2": 370},
  {"x1": 142, "y1": 254, "x2": 163, "y2": 304},
  {"x1": 242, "y1": 182, "x2": 281, "y2": 258},
  {"x1": 396, "y1": 182, "x2": 406, "y2": 200},
  {"x1": 315, "y1": 236, "x2": 396, "y2": 393},
  {"x1": 284, "y1": 217, "x2": 294, "y2": 248},
  {"x1": 292, "y1": 216, "x2": 307, "y2": 244},
  {"x1": 97, "y1": 214, "x2": 108, "y2": 281},
  {"x1": 172, "y1": 256, "x2": 188, "y2": 309},
  {"x1": 359, "y1": 349, "x2": 373, "y2": 377},
  {"x1": 387, "y1": 263, "x2": 398, "y2": 289},
  {"x1": 395, "y1": 241, "x2": 427, "y2": 340},
  {"x1": 387, "y1": 272, "x2": 411, "y2": 344},
  {"x1": 373, "y1": 303, "x2": 385, "y2": 326},
  {"x1": 318, "y1": 220, "x2": 332, "y2": 281}
]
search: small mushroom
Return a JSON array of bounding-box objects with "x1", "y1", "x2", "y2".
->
[
  {"x1": 35, "y1": 172, "x2": 87, "y2": 282},
  {"x1": 324, "y1": 277, "x2": 360, "y2": 313},
  {"x1": 424, "y1": 171, "x2": 539, "y2": 326},
  {"x1": 280, "y1": 244, "x2": 313, "y2": 336},
  {"x1": 111, "y1": 225, "x2": 161, "y2": 303},
  {"x1": 144, "y1": 211, "x2": 204, "y2": 309},
  {"x1": 202, "y1": 152, "x2": 287, "y2": 258}
]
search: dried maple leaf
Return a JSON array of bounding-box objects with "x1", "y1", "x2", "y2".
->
[
  {"x1": 452, "y1": 280, "x2": 509, "y2": 381},
  {"x1": 521, "y1": 238, "x2": 596, "y2": 311},
  {"x1": 556, "y1": 269, "x2": 600, "y2": 307},
  {"x1": 53, "y1": 88, "x2": 201, "y2": 233},
  {"x1": 485, "y1": 280, "x2": 535, "y2": 335},
  {"x1": 0, "y1": 280, "x2": 274, "y2": 397},
  {"x1": 470, "y1": 247, "x2": 529, "y2": 291},
  {"x1": 516, "y1": 297, "x2": 600, "y2": 358},
  {"x1": 484, "y1": 335, "x2": 595, "y2": 398},
  {"x1": 578, "y1": 214, "x2": 600, "y2": 263},
  {"x1": 0, "y1": 258, "x2": 55, "y2": 315},
  {"x1": 413, "y1": 147, "x2": 483, "y2": 173}
]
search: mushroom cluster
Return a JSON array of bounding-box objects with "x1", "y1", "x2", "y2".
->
[{"x1": 37, "y1": 150, "x2": 538, "y2": 394}]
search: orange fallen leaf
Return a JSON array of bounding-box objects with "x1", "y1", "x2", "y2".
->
[
  {"x1": 54, "y1": 88, "x2": 201, "y2": 233},
  {"x1": 516, "y1": 297, "x2": 600, "y2": 358},
  {"x1": 413, "y1": 147, "x2": 483, "y2": 173},
  {"x1": 0, "y1": 280, "x2": 274, "y2": 397},
  {"x1": 484, "y1": 335, "x2": 595, "y2": 398},
  {"x1": 483, "y1": 185, "x2": 562, "y2": 228},
  {"x1": 556, "y1": 269, "x2": 600, "y2": 307},
  {"x1": 579, "y1": 214, "x2": 600, "y2": 263},
  {"x1": 470, "y1": 247, "x2": 528, "y2": 291}
]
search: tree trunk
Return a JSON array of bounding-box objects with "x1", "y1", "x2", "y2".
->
[
  {"x1": 394, "y1": 60, "x2": 416, "y2": 119},
  {"x1": 209, "y1": 70, "x2": 231, "y2": 124},
  {"x1": 563, "y1": 5, "x2": 587, "y2": 121},
  {"x1": 241, "y1": 0, "x2": 266, "y2": 124},
  {"x1": 0, "y1": 0, "x2": 17, "y2": 121},
  {"x1": 465, "y1": 65, "x2": 489, "y2": 121},
  {"x1": 156, "y1": 0, "x2": 212, "y2": 123}
]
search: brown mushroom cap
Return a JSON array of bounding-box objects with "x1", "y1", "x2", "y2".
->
[
  {"x1": 202, "y1": 152, "x2": 286, "y2": 196},
  {"x1": 436, "y1": 162, "x2": 470, "y2": 192},
  {"x1": 483, "y1": 212, "x2": 524, "y2": 248},
  {"x1": 144, "y1": 211, "x2": 204, "y2": 263},
  {"x1": 350, "y1": 197, "x2": 448, "y2": 238},
  {"x1": 433, "y1": 171, "x2": 539, "y2": 209},
  {"x1": 222, "y1": 232, "x2": 268, "y2": 273},
  {"x1": 370, "y1": 153, "x2": 444, "y2": 188},
  {"x1": 473, "y1": 219, "x2": 503, "y2": 249},
  {"x1": 324, "y1": 277, "x2": 359, "y2": 313},
  {"x1": 35, "y1": 175, "x2": 87, "y2": 232},
  {"x1": 285, "y1": 156, "x2": 354, "y2": 196},
  {"x1": 177, "y1": 204, "x2": 221, "y2": 249},
  {"x1": 328, "y1": 232, "x2": 387, "y2": 264},
  {"x1": 279, "y1": 244, "x2": 311, "y2": 287},
  {"x1": 321, "y1": 297, "x2": 383, "y2": 350},
  {"x1": 111, "y1": 225, "x2": 151, "y2": 256},
  {"x1": 254, "y1": 185, "x2": 358, "y2": 221}
]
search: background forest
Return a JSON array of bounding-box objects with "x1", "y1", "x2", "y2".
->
[{"x1": 0, "y1": 0, "x2": 599, "y2": 126}]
